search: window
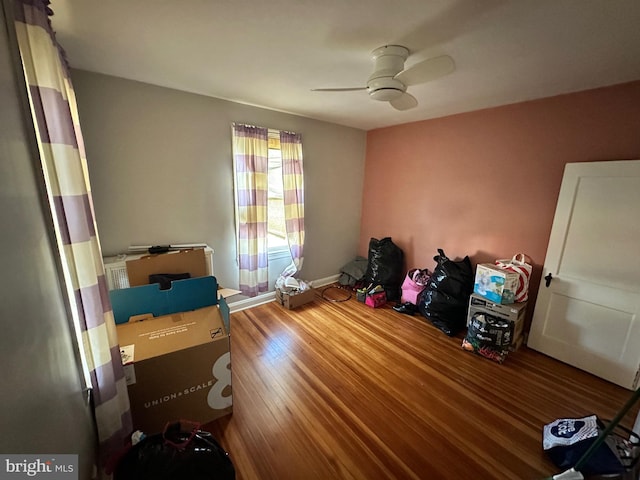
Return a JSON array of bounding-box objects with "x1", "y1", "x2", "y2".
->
[
  {"x1": 232, "y1": 122, "x2": 305, "y2": 294},
  {"x1": 267, "y1": 131, "x2": 288, "y2": 252}
]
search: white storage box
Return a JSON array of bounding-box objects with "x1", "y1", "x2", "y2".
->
[{"x1": 474, "y1": 263, "x2": 519, "y2": 305}]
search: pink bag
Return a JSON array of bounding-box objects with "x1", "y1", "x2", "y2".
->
[
  {"x1": 365, "y1": 291, "x2": 387, "y2": 308},
  {"x1": 495, "y1": 253, "x2": 533, "y2": 302},
  {"x1": 401, "y1": 268, "x2": 431, "y2": 305}
]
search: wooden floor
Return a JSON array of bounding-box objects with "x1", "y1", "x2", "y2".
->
[{"x1": 203, "y1": 286, "x2": 638, "y2": 480}]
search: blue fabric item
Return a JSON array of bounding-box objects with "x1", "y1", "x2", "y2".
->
[{"x1": 544, "y1": 416, "x2": 625, "y2": 476}]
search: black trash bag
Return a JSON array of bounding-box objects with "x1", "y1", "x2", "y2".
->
[
  {"x1": 418, "y1": 249, "x2": 473, "y2": 336},
  {"x1": 113, "y1": 421, "x2": 235, "y2": 480},
  {"x1": 364, "y1": 237, "x2": 404, "y2": 302}
]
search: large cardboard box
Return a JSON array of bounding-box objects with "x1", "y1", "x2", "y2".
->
[
  {"x1": 467, "y1": 293, "x2": 527, "y2": 350},
  {"x1": 126, "y1": 248, "x2": 208, "y2": 287},
  {"x1": 473, "y1": 263, "x2": 520, "y2": 304},
  {"x1": 468, "y1": 293, "x2": 527, "y2": 324},
  {"x1": 275, "y1": 287, "x2": 316, "y2": 309},
  {"x1": 111, "y1": 276, "x2": 232, "y2": 434}
]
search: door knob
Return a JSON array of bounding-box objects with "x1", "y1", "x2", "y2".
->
[{"x1": 545, "y1": 273, "x2": 553, "y2": 287}]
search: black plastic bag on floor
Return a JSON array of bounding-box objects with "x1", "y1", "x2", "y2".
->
[
  {"x1": 113, "y1": 421, "x2": 235, "y2": 480},
  {"x1": 418, "y1": 249, "x2": 473, "y2": 336},
  {"x1": 364, "y1": 237, "x2": 404, "y2": 302}
]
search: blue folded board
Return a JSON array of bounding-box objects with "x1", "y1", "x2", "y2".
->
[{"x1": 110, "y1": 276, "x2": 220, "y2": 325}]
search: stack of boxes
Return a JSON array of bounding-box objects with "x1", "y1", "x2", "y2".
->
[
  {"x1": 468, "y1": 263, "x2": 528, "y2": 358},
  {"x1": 110, "y1": 249, "x2": 233, "y2": 434}
]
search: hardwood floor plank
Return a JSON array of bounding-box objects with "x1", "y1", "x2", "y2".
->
[{"x1": 204, "y1": 289, "x2": 638, "y2": 479}]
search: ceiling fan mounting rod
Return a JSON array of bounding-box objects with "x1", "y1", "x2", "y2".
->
[{"x1": 369, "y1": 45, "x2": 409, "y2": 81}]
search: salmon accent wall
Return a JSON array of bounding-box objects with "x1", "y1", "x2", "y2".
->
[{"x1": 360, "y1": 80, "x2": 640, "y2": 322}]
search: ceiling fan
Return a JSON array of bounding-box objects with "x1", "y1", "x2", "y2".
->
[{"x1": 312, "y1": 45, "x2": 455, "y2": 111}]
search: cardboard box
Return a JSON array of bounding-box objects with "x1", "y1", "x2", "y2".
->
[
  {"x1": 510, "y1": 334, "x2": 525, "y2": 351},
  {"x1": 111, "y1": 276, "x2": 232, "y2": 434},
  {"x1": 126, "y1": 248, "x2": 208, "y2": 287},
  {"x1": 473, "y1": 263, "x2": 520, "y2": 304},
  {"x1": 275, "y1": 287, "x2": 316, "y2": 309},
  {"x1": 468, "y1": 293, "x2": 527, "y2": 324},
  {"x1": 467, "y1": 293, "x2": 527, "y2": 351}
]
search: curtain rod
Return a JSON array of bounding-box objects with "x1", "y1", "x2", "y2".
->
[{"x1": 232, "y1": 122, "x2": 298, "y2": 137}]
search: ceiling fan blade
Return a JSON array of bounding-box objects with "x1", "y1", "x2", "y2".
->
[
  {"x1": 311, "y1": 87, "x2": 367, "y2": 92},
  {"x1": 389, "y1": 92, "x2": 418, "y2": 111},
  {"x1": 394, "y1": 55, "x2": 455, "y2": 86}
]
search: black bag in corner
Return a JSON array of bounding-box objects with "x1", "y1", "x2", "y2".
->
[
  {"x1": 364, "y1": 237, "x2": 404, "y2": 302},
  {"x1": 418, "y1": 249, "x2": 473, "y2": 336},
  {"x1": 113, "y1": 421, "x2": 235, "y2": 480}
]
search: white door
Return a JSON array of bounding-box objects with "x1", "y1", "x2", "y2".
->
[{"x1": 528, "y1": 160, "x2": 640, "y2": 390}]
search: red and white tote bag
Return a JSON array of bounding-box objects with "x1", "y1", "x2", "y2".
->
[{"x1": 495, "y1": 253, "x2": 533, "y2": 302}]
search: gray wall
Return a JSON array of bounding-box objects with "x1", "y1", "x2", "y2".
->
[
  {"x1": 71, "y1": 70, "x2": 367, "y2": 291},
  {"x1": 0, "y1": 2, "x2": 96, "y2": 476}
]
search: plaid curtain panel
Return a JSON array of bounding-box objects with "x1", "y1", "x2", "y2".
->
[
  {"x1": 14, "y1": 0, "x2": 132, "y2": 475},
  {"x1": 279, "y1": 131, "x2": 305, "y2": 272},
  {"x1": 232, "y1": 123, "x2": 269, "y2": 296}
]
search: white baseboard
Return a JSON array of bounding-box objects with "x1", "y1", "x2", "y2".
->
[
  {"x1": 228, "y1": 291, "x2": 276, "y2": 313},
  {"x1": 309, "y1": 274, "x2": 340, "y2": 288},
  {"x1": 228, "y1": 273, "x2": 340, "y2": 313}
]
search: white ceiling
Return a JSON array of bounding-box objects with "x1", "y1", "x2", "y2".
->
[{"x1": 50, "y1": 0, "x2": 640, "y2": 131}]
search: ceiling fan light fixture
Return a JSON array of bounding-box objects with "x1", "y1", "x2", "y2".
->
[
  {"x1": 369, "y1": 88, "x2": 404, "y2": 101},
  {"x1": 367, "y1": 76, "x2": 406, "y2": 101}
]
